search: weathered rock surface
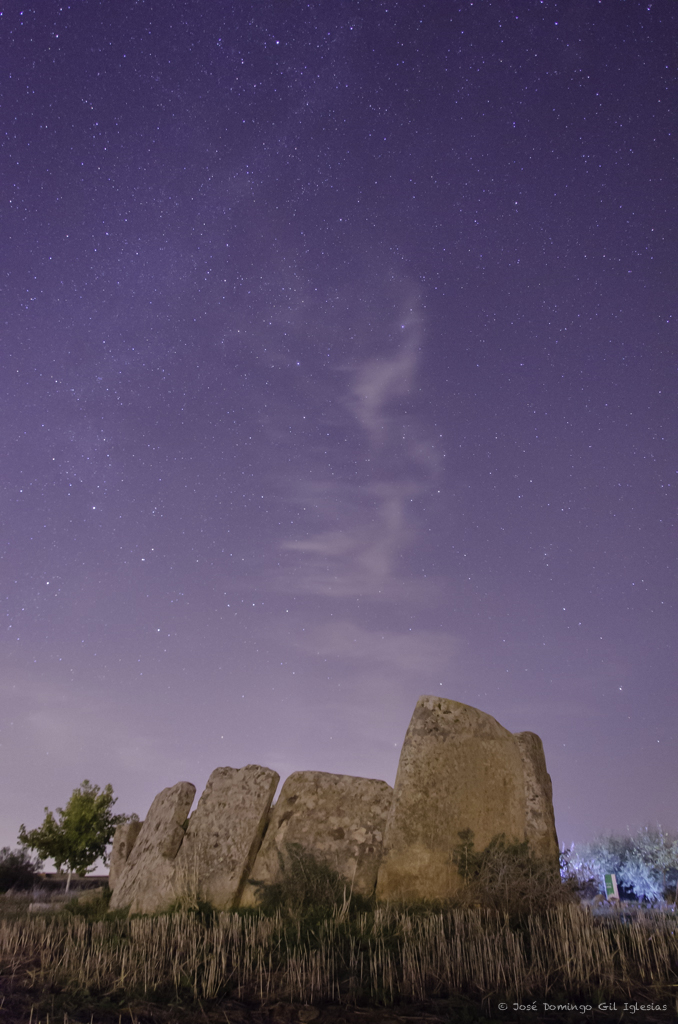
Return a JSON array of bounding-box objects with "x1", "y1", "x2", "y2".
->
[
  {"x1": 109, "y1": 782, "x2": 195, "y2": 914},
  {"x1": 376, "y1": 696, "x2": 528, "y2": 901},
  {"x1": 514, "y1": 730, "x2": 559, "y2": 864},
  {"x1": 173, "y1": 765, "x2": 279, "y2": 910},
  {"x1": 240, "y1": 771, "x2": 393, "y2": 907},
  {"x1": 108, "y1": 820, "x2": 143, "y2": 892}
]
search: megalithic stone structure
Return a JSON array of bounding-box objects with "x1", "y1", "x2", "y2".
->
[
  {"x1": 376, "y1": 696, "x2": 558, "y2": 901},
  {"x1": 240, "y1": 770, "x2": 393, "y2": 908},
  {"x1": 106, "y1": 698, "x2": 558, "y2": 913},
  {"x1": 172, "y1": 764, "x2": 279, "y2": 910},
  {"x1": 109, "y1": 781, "x2": 196, "y2": 914},
  {"x1": 514, "y1": 730, "x2": 559, "y2": 863},
  {"x1": 108, "y1": 819, "x2": 144, "y2": 893}
]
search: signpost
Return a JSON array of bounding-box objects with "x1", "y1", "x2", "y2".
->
[{"x1": 604, "y1": 872, "x2": 620, "y2": 902}]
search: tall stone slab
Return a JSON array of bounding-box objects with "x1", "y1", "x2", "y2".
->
[
  {"x1": 108, "y1": 819, "x2": 143, "y2": 892},
  {"x1": 109, "y1": 782, "x2": 195, "y2": 914},
  {"x1": 173, "y1": 764, "x2": 279, "y2": 910},
  {"x1": 240, "y1": 771, "x2": 393, "y2": 907},
  {"x1": 376, "y1": 696, "x2": 528, "y2": 901},
  {"x1": 514, "y1": 731, "x2": 559, "y2": 864}
]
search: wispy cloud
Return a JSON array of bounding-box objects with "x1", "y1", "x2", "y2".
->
[
  {"x1": 280, "y1": 478, "x2": 425, "y2": 597},
  {"x1": 277, "y1": 305, "x2": 441, "y2": 599},
  {"x1": 347, "y1": 311, "x2": 421, "y2": 446},
  {"x1": 294, "y1": 620, "x2": 460, "y2": 676}
]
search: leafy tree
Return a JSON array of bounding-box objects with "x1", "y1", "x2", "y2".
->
[
  {"x1": 0, "y1": 846, "x2": 43, "y2": 892},
  {"x1": 568, "y1": 825, "x2": 678, "y2": 903},
  {"x1": 565, "y1": 834, "x2": 634, "y2": 898},
  {"x1": 621, "y1": 853, "x2": 662, "y2": 903},
  {"x1": 18, "y1": 780, "x2": 130, "y2": 890},
  {"x1": 620, "y1": 825, "x2": 678, "y2": 902}
]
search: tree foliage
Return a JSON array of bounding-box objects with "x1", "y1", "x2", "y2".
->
[
  {"x1": 567, "y1": 824, "x2": 678, "y2": 902},
  {"x1": 18, "y1": 780, "x2": 129, "y2": 881}
]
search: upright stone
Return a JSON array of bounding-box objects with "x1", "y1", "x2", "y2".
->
[
  {"x1": 514, "y1": 731, "x2": 559, "y2": 864},
  {"x1": 376, "y1": 696, "x2": 527, "y2": 901},
  {"x1": 240, "y1": 771, "x2": 393, "y2": 907},
  {"x1": 108, "y1": 819, "x2": 143, "y2": 892},
  {"x1": 173, "y1": 765, "x2": 279, "y2": 910},
  {"x1": 109, "y1": 782, "x2": 195, "y2": 914}
]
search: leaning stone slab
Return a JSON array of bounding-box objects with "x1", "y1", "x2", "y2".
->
[
  {"x1": 514, "y1": 731, "x2": 559, "y2": 864},
  {"x1": 376, "y1": 696, "x2": 528, "y2": 902},
  {"x1": 172, "y1": 765, "x2": 279, "y2": 910},
  {"x1": 109, "y1": 781, "x2": 195, "y2": 914},
  {"x1": 240, "y1": 771, "x2": 393, "y2": 907},
  {"x1": 108, "y1": 819, "x2": 143, "y2": 892}
]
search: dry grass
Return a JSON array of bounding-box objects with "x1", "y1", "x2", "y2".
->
[{"x1": 1, "y1": 902, "x2": 678, "y2": 1012}]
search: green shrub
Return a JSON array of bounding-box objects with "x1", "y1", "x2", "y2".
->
[
  {"x1": 60, "y1": 886, "x2": 113, "y2": 919},
  {"x1": 0, "y1": 846, "x2": 43, "y2": 892},
  {"x1": 451, "y1": 829, "x2": 578, "y2": 918},
  {"x1": 248, "y1": 843, "x2": 372, "y2": 917}
]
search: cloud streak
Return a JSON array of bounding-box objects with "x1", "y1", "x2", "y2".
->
[
  {"x1": 277, "y1": 305, "x2": 441, "y2": 599},
  {"x1": 294, "y1": 620, "x2": 460, "y2": 677},
  {"x1": 347, "y1": 311, "x2": 421, "y2": 447}
]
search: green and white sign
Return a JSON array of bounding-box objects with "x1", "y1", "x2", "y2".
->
[{"x1": 604, "y1": 873, "x2": 619, "y2": 901}]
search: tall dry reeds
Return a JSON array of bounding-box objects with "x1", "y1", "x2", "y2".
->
[{"x1": 1, "y1": 903, "x2": 677, "y2": 1008}]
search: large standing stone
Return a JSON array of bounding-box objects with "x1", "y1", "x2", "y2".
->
[
  {"x1": 173, "y1": 765, "x2": 279, "y2": 910},
  {"x1": 376, "y1": 696, "x2": 528, "y2": 901},
  {"x1": 108, "y1": 819, "x2": 143, "y2": 892},
  {"x1": 109, "y1": 782, "x2": 195, "y2": 914},
  {"x1": 514, "y1": 731, "x2": 559, "y2": 864},
  {"x1": 240, "y1": 771, "x2": 393, "y2": 907}
]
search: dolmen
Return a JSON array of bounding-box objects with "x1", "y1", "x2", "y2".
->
[{"x1": 108, "y1": 695, "x2": 559, "y2": 912}]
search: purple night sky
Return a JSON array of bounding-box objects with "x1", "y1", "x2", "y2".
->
[{"x1": 2, "y1": 1, "x2": 676, "y2": 864}]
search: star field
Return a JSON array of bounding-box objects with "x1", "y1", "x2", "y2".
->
[{"x1": 1, "y1": 0, "x2": 676, "y2": 856}]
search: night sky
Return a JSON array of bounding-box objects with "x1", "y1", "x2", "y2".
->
[{"x1": 2, "y1": 1, "x2": 676, "y2": 864}]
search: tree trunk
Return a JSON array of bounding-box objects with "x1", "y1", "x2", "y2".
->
[{"x1": 66, "y1": 868, "x2": 72, "y2": 893}]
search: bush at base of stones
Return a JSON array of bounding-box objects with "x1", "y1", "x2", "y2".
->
[
  {"x1": 248, "y1": 842, "x2": 363, "y2": 916},
  {"x1": 240, "y1": 770, "x2": 393, "y2": 909},
  {"x1": 450, "y1": 828, "x2": 577, "y2": 918}
]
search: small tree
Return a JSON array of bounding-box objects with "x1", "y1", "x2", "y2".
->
[{"x1": 19, "y1": 780, "x2": 130, "y2": 891}]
